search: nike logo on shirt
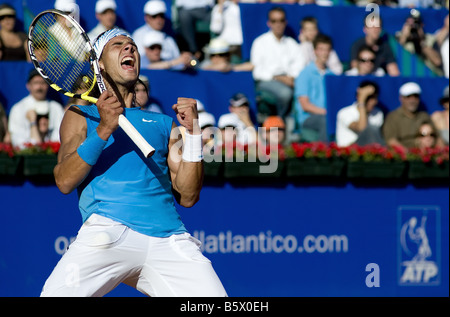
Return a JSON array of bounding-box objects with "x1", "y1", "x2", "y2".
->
[{"x1": 142, "y1": 118, "x2": 157, "y2": 123}]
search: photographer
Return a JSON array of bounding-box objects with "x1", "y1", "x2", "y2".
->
[{"x1": 397, "y1": 9, "x2": 443, "y2": 76}]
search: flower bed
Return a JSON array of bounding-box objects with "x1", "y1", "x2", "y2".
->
[{"x1": 1, "y1": 141, "x2": 448, "y2": 181}]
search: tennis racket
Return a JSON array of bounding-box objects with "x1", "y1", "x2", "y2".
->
[{"x1": 27, "y1": 9, "x2": 155, "y2": 158}]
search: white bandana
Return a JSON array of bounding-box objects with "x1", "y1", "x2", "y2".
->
[{"x1": 93, "y1": 28, "x2": 133, "y2": 59}]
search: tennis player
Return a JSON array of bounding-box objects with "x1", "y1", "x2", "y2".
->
[{"x1": 40, "y1": 28, "x2": 227, "y2": 297}]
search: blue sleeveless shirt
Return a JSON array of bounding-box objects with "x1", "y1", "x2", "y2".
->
[{"x1": 76, "y1": 105, "x2": 187, "y2": 237}]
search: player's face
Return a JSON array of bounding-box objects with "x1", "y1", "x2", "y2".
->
[{"x1": 100, "y1": 36, "x2": 140, "y2": 88}]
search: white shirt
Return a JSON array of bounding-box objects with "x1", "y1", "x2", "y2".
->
[
  {"x1": 336, "y1": 102, "x2": 384, "y2": 147},
  {"x1": 251, "y1": 31, "x2": 306, "y2": 81},
  {"x1": 441, "y1": 37, "x2": 449, "y2": 79},
  {"x1": 218, "y1": 113, "x2": 256, "y2": 146},
  {"x1": 132, "y1": 24, "x2": 180, "y2": 68},
  {"x1": 8, "y1": 95, "x2": 65, "y2": 149},
  {"x1": 345, "y1": 67, "x2": 386, "y2": 77},
  {"x1": 210, "y1": 1, "x2": 243, "y2": 46},
  {"x1": 175, "y1": 0, "x2": 214, "y2": 9},
  {"x1": 299, "y1": 41, "x2": 343, "y2": 75}
]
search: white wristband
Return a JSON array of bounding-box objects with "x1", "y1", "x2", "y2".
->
[{"x1": 182, "y1": 132, "x2": 203, "y2": 162}]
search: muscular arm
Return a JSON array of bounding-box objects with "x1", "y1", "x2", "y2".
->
[
  {"x1": 168, "y1": 124, "x2": 203, "y2": 208},
  {"x1": 53, "y1": 107, "x2": 91, "y2": 194},
  {"x1": 54, "y1": 92, "x2": 123, "y2": 194},
  {"x1": 167, "y1": 98, "x2": 203, "y2": 208}
]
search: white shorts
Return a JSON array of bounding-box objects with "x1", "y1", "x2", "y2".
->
[{"x1": 41, "y1": 214, "x2": 227, "y2": 297}]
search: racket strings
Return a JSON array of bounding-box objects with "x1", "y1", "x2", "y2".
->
[{"x1": 29, "y1": 12, "x2": 95, "y2": 95}]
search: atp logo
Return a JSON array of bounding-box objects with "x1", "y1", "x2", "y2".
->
[{"x1": 398, "y1": 206, "x2": 440, "y2": 286}]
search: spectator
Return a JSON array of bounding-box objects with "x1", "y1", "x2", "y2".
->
[
  {"x1": 414, "y1": 122, "x2": 438, "y2": 149},
  {"x1": 396, "y1": 9, "x2": 443, "y2": 76},
  {"x1": 398, "y1": 0, "x2": 434, "y2": 8},
  {"x1": 0, "y1": 101, "x2": 10, "y2": 143},
  {"x1": 143, "y1": 31, "x2": 193, "y2": 70},
  {"x1": 431, "y1": 86, "x2": 449, "y2": 145},
  {"x1": 135, "y1": 74, "x2": 163, "y2": 113},
  {"x1": 298, "y1": 16, "x2": 343, "y2": 75},
  {"x1": 294, "y1": 34, "x2": 334, "y2": 143},
  {"x1": 198, "y1": 111, "x2": 217, "y2": 150},
  {"x1": 133, "y1": 0, "x2": 187, "y2": 69},
  {"x1": 250, "y1": 7, "x2": 306, "y2": 120},
  {"x1": 8, "y1": 69, "x2": 64, "y2": 148},
  {"x1": 0, "y1": 4, "x2": 29, "y2": 61},
  {"x1": 350, "y1": 16, "x2": 400, "y2": 76},
  {"x1": 217, "y1": 92, "x2": 257, "y2": 146},
  {"x1": 345, "y1": 45, "x2": 386, "y2": 76},
  {"x1": 441, "y1": 37, "x2": 449, "y2": 78},
  {"x1": 435, "y1": 14, "x2": 449, "y2": 78},
  {"x1": 336, "y1": 80, "x2": 385, "y2": 147},
  {"x1": 200, "y1": 38, "x2": 253, "y2": 72},
  {"x1": 54, "y1": 0, "x2": 79, "y2": 22},
  {"x1": 210, "y1": 0, "x2": 244, "y2": 62},
  {"x1": 218, "y1": 112, "x2": 239, "y2": 149},
  {"x1": 50, "y1": 0, "x2": 85, "y2": 57},
  {"x1": 88, "y1": 0, "x2": 123, "y2": 43},
  {"x1": 382, "y1": 82, "x2": 438, "y2": 151},
  {"x1": 175, "y1": 0, "x2": 214, "y2": 60},
  {"x1": 261, "y1": 116, "x2": 287, "y2": 147}
]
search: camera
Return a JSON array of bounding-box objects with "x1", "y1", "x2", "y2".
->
[{"x1": 407, "y1": 9, "x2": 424, "y2": 53}]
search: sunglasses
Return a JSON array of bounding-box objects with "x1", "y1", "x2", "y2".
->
[
  {"x1": 417, "y1": 130, "x2": 436, "y2": 138},
  {"x1": 270, "y1": 18, "x2": 286, "y2": 24},
  {"x1": 211, "y1": 53, "x2": 229, "y2": 58},
  {"x1": 148, "y1": 44, "x2": 162, "y2": 50},
  {"x1": 358, "y1": 57, "x2": 375, "y2": 63},
  {"x1": 0, "y1": 14, "x2": 15, "y2": 21},
  {"x1": 150, "y1": 13, "x2": 165, "y2": 19}
]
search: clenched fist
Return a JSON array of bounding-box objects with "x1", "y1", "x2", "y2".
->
[
  {"x1": 96, "y1": 91, "x2": 124, "y2": 140},
  {"x1": 172, "y1": 97, "x2": 200, "y2": 135}
]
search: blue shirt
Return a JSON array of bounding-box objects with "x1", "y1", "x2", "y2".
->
[
  {"x1": 77, "y1": 105, "x2": 187, "y2": 237},
  {"x1": 294, "y1": 62, "x2": 333, "y2": 125}
]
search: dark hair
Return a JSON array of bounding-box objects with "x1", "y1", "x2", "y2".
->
[
  {"x1": 268, "y1": 6, "x2": 286, "y2": 20},
  {"x1": 357, "y1": 45, "x2": 376, "y2": 57},
  {"x1": 313, "y1": 33, "x2": 333, "y2": 49},
  {"x1": 358, "y1": 80, "x2": 380, "y2": 97}
]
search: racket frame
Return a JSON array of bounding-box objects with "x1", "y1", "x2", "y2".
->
[{"x1": 27, "y1": 9, "x2": 155, "y2": 158}]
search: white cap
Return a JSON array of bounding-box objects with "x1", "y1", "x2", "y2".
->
[
  {"x1": 399, "y1": 82, "x2": 422, "y2": 97},
  {"x1": 95, "y1": 0, "x2": 117, "y2": 14},
  {"x1": 35, "y1": 101, "x2": 50, "y2": 115},
  {"x1": 218, "y1": 113, "x2": 239, "y2": 129},
  {"x1": 207, "y1": 38, "x2": 230, "y2": 55},
  {"x1": 54, "y1": 0, "x2": 77, "y2": 13},
  {"x1": 198, "y1": 112, "x2": 216, "y2": 128},
  {"x1": 143, "y1": 31, "x2": 165, "y2": 47},
  {"x1": 196, "y1": 99, "x2": 205, "y2": 112},
  {"x1": 144, "y1": 0, "x2": 167, "y2": 16}
]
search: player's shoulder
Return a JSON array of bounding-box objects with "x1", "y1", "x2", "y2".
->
[{"x1": 140, "y1": 109, "x2": 172, "y2": 120}]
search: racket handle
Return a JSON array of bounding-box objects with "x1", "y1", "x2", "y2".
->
[{"x1": 118, "y1": 114, "x2": 155, "y2": 158}]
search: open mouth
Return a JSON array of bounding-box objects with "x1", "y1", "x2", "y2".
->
[{"x1": 121, "y1": 56, "x2": 135, "y2": 70}]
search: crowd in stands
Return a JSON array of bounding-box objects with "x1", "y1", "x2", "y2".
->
[{"x1": 0, "y1": 0, "x2": 448, "y2": 160}]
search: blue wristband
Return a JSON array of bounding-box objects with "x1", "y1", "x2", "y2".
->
[{"x1": 77, "y1": 129, "x2": 108, "y2": 165}]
